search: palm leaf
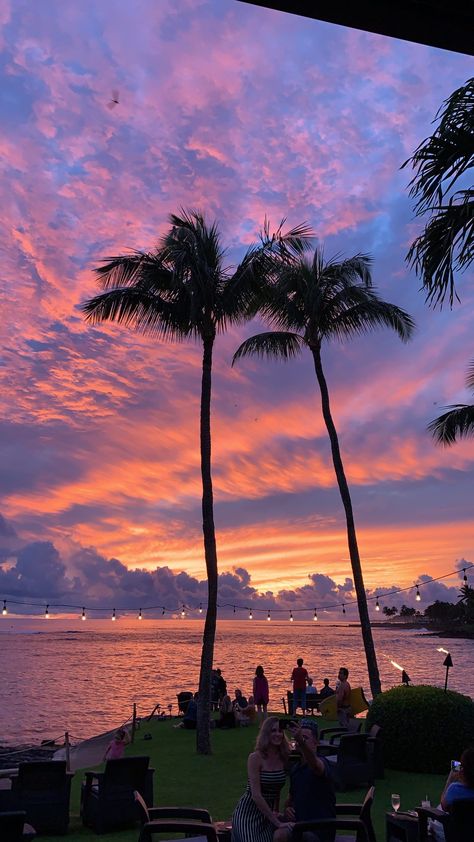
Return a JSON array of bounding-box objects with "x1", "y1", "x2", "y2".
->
[
  {"x1": 428, "y1": 404, "x2": 474, "y2": 445},
  {"x1": 323, "y1": 289, "x2": 415, "y2": 343},
  {"x1": 232, "y1": 331, "x2": 304, "y2": 365},
  {"x1": 82, "y1": 288, "x2": 195, "y2": 340}
]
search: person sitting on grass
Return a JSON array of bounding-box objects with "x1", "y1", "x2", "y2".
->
[
  {"x1": 235, "y1": 695, "x2": 257, "y2": 726},
  {"x1": 234, "y1": 688, "x2": 249, "y2": 710},
  {"x1": 216, "y1": 694, "x2": 236, "y2": 729},
  {"x1": 182, "y1": 692, "x2": 199, "y2": 729}
]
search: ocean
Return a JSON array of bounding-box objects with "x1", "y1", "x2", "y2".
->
[{"x1": 1, "y1": 618, "x2": 473, "y2": 746}]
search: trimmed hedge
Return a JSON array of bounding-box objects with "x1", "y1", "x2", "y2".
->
[{"x1": 367, "y1": 684, "x2": 474, "y2": 773}]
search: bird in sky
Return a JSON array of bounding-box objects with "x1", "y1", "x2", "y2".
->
[{"x1": 107, "y1": 90, "x2": 119, "y2": 109}]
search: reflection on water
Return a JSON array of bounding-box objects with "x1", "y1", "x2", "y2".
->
[{"x1": 1, "y1": 618, "x2": 473, "y2": 745}]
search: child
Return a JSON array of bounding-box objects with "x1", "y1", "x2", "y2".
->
[{"x1": 104, "y1": 727, "x2": 129, "y2": 761}]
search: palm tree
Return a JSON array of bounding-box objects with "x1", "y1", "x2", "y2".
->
[
  {"x1": 428, "y1": 359, "x2": 474, "y2": 444},
  {"x1": 82, "y1": 210, "x2": 311, "y2": 753},
  {"x1": 233, "y1": 248, "x2": 415, "y2": 698},
  {"x1": 403, "y1": 77, "x2": 474, "y2": 308}
]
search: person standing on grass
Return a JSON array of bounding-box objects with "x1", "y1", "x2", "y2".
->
[
  {"x1": 336, "y1": 667, "x2": 352, "y2": 727},
  {"x1": 253, "y1": 665, "x2": 270, "y2": 722},
  {"x1": 290, "y1": 658, "x2": 309, "y2": 716}
]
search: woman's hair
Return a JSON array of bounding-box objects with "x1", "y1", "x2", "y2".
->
[
  {"x1": 255, "y1": 716, "x2": 289, "y2": 763},
  {"x1": 255, "y1": 665, "x2": 265, "y2": 677},
  {"x1": 461, "y1": 747, "x2": 474, "y2": 788}
]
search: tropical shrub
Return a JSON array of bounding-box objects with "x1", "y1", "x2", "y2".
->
[{"x1": 367, "y1": 684, "x2": 474, "y2": 772}]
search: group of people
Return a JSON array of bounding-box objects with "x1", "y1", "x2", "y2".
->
[
  {"x1": 290, "y1": 658, "x2": 351, "y2": 727},
  {"x1": 232, "y1": 717, "x2": 335, "y2": 842}
]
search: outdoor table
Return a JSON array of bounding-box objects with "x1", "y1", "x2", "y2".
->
[{"x1": 385, "y1": 810, "x2": 419, "y2": 841}]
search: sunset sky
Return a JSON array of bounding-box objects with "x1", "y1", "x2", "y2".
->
[{"x1": 1, "y1": 0, "x2": 473, "y2": 618}]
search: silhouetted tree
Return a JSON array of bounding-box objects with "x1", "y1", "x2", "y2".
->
[
  {"x1": 233, "y1": 248, "x2": 414, "y2": 698},
  {"x1": 83, "y1": 210, "x2": 311, "y2": 753}
]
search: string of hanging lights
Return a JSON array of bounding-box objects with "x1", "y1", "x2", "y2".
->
[{"x1": 1, "y1": 563, "x2": 471, "y2": 620}]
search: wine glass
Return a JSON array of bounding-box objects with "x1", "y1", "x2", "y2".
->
[{"x1": 391, "y1": 793, "x2": 401, "y2": 813}]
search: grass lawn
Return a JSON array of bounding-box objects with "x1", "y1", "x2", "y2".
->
[{"x1": 40, "y1": 716, "x2": 445, "y2": 842}]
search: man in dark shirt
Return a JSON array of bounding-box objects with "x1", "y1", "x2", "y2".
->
[
  {"x1": 319, "y1": 678, "x2": 335, "y2": 700},
  {"x1": 290, "y1": 657, "x2": 309, "y2": 715},
  {"x1": 275, "y1": 719, "x2": 336, "y2": 842}
]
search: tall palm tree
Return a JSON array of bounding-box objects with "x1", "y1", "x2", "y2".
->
[
  {"x1": 428, "y1": 359, "x2": 474, "y2": 444},
  {"x1": 82, "y1": 210, "x2": 311, "y2": 753},
  {"x1": 403, "y1": 77, "x2": 474, "y2": 308},
  {"x1": 233, "y1": 248, "x2": 415, "y2": 698}
]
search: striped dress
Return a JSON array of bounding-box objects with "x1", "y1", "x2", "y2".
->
[{"x1": 231, "y1": 768, "x2": 287, "y2": 842}]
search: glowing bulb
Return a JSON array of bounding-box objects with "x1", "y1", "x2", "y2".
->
[
  {"x1": 416, "y1": 586, "x2": 421, "y2": 602},
  {"x1": 181, "y1": 605, "x2": 185, "y2": 618},
  {"x1": 313, "y1": 609, "x2": 318, "y2": 621},
  {"x1": 112, "y1": 608, "x2": 116, "y2": 621},
  {"x1": 2, "y1": 600, "x2": 7, "y2": 616},
  {"x1": 138, "y1": 608, "x2": 142, "y2": 620},
  {"x1": 199, "y1": 602, "x2": 203, "y2": 613},
  {"x1": 289, "y1": 611, "x2": 293, "y2": 622},
  {"x1": 375, "y1": 599, "x2": 380, "y2": 612},
  {"x1": 267, "y1": 610, "x2": 271, "y2": 621},
  {"x1": 81, "y1": 607, "x2": 86, "y2": 621},
  {"x1": 249, "y1": 608, "x2": 253, "y2": 619},
  {"x1": 45, "y1": 604, "x2": 50, "y2": 619}
]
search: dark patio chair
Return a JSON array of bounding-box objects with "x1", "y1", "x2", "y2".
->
[
  {"x1": 10, "y1": 760, "x2": 73, "y2": 834},
  {"x1": 0, "y1": 811, "x2": 36, "y2": 842},
  {"x1": 336, "y1": 786, "x2": 376, "y2": 842},
  {"x1": 318, "y1": 719, "x2": 363, "y2": 752},
  {"x1": 177, "y1": 692, "x2": 194, "y2": 715},
  {"x1": 293, "y1": 816, "x2": 371, "y2": 842},
  {"x1": 416, "y1": 799, "x2": 474, "y2": 842},
  {"x1": 325, "y1": 733, "x2": 373, "y2": 790},
  {"x1": 366, "y1": 724, "x2": 384, "y2": 779},
  {"x1": 136, "y1": 818, "x2": 218, "y2": 842},
  {"x1": 134, "y1": 792, "x2": 212, "y2": 842},
  {"x1": 81, "y1": 755, "x2": 154, "y2": 833}
]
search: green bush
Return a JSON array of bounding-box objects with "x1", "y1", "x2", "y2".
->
[{"x1": 367, "y1": 684, "x2": 474, "y2": 773}]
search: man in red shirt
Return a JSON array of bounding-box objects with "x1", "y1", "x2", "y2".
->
[{"x1": 290, "y1": 657, "x2": 309, "y2": 715}]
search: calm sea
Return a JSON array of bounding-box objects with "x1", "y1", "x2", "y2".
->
[{"x1": 1, "y1": 619, "x2": 473, "y2": 746}]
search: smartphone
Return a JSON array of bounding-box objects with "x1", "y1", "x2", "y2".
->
[
  {"x1": 451, "y1": 760, "x2": 461, "y2": 771},
  {"x1": 279, "y1": 718, "x2": 297, "y2": 731}
]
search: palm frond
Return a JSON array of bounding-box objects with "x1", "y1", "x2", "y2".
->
[
  {"x1": 260, "y1": 217, "x2": 315, "y2": 261},
  {"x1": 403, "y1": 77, "x2": 474, "y2": 211},
  {"x1": 407, "y1": 194, "x2": 474, "y2": 306},
  {"x1": 82, "y1": 288, "x2": 196, "y2": 340},
  {"x1": 232, "y1": 331, "x2": 305, "y2": 366},
  {"x1": 428, "y1": 404, "x2": 474, "y2": 445},
  {"x1": 466, "y1": 359, "x2": 474, "y2": 391},
  {"x1": 322, "y1": 289, "x2": 415, "y2": 343},
  {"x1": 95, "y1": 252, "x2": 150, "y2": 289}
]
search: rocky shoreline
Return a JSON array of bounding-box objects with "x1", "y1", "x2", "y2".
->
[{"x1": 0, "y1": 744, "x2": 56, "y2": 770}]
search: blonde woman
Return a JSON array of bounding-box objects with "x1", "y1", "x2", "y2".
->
[{"x1": 232, "y1": 717, "x2": 293, "y2": 842}]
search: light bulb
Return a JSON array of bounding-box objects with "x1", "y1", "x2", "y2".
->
[
  {"x1": 2, "y1": 600, "x2": 7, "y2": 616},
  {"x1": 289, "y1": 611, "x2": 294, "y2": 622},
  {"x1": 313, "y1": 609, "x2": 318, "y2": 621},
  {"x1": 267, "y1": 610, "x2": 271, "y2": 621},
  {"x1": 138, "y1": 608, "x2": 142, "y2": 620},
  {"x1": 199, "y1": 603, "x2": 203, "y2": 613},
  {"x1": 45, "y1": 604, "x2": 50, "y2": 619},
  {"x1": 342, "y1": 604, "x2": 346, "y2": 615},
  {"x1": 416, "y1": 586, "x2": 421, "y2": 602},
  {"x1": 81, "y1": 607, "x2": 86, "y2": 621},
  {"x1": 112, "y1": 608, "x2": 116, "y2": 621},
  {"x1": 181, "y1": 605, "x2": 185, "y2": 617},
  {"x1": 375, "y1": 599, "x2": 380, "y2": 611},
  {"x1": 249, "y1": 609, "x2": 253, "y2": 619}
]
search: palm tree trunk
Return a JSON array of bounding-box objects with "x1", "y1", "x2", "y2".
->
[
  {"x1": 311, "y1": 345, "x2": 382, "y2": 697},
  {"x1": 196, "y1": 333, "x2": 219, "y2": 754}
]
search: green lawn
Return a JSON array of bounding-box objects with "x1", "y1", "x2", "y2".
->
[{"x1": 40, "y1": 716, "x2": 445, "y2": 841}]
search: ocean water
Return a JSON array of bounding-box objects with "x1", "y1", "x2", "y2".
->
[{"x1": 1, "y1": 618, "x2": 473, "y2": 745}]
